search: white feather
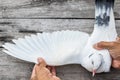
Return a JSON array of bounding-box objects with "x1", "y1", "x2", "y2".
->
[{"x1": 2, "y1": 31, "x2": 89, "y2": 65}]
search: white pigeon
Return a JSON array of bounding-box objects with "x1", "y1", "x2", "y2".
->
[
  {"x1": 81, "y1": 0, "x2": 117, "y2": 76},
  {"x1": 2, "y1": 0, "x2": 117, "y2": 76}
]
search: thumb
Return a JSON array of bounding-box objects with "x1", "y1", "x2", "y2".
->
[
  {"x1": 35, "y1": 58, "x2": 47, "y2": 77},
  {"x1": 94, "y1": 41, "x2": 114, "y2": 50},
  {"x1": 30, "y1": 65, "x2": 37, "y2": 80},
  {"x1": 37, "y1": 58, "x2": 47, "y2": 68}
]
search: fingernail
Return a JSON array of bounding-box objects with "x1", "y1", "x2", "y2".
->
[
  {"x1": 95, "y1": 44, "x2": 98, "y2": 47},
  {"x1": 94, "y1": 44, "x2": 103, "y2": 50},
  {"x1": 93, "y1": 44, "x2": 97, "y2": 48}
]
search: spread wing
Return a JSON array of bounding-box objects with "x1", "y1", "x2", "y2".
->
[{"x1": 2, "y1": 30, "x2": 89, "y2": 66}]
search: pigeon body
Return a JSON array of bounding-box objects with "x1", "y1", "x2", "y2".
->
[
  {"x1": 2, "y1": 0, "x2": 117, "y2": 74},
  {"x1": 81, "y1": 0, "x2": 116, "y2": 73}
]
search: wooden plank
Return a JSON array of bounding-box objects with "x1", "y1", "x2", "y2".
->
[
  {"x1": 0, "y1": 19, "x2": 94, "y2": 33},
  {"x1": 0, "y1": 49, "x2": 34, "y2": 80},
  {"x1": 1, "y1": 49, "x2": 120, "y2": 80},
  {"x1": 0, "y1": 47, "x2": 91, "y2": 80},
  {"x1": 1, "y1": 19, "x2": 120, "y2": 80},
  {"x1": 1, "y1": 48, "x2": 120, "y2": 80},
  {"x1": 0, "y1": 48, "x2": 92, "y2": 80},
  {"x1": 1, "y1": 19, "x2": 120, "y2": 47},
  {"x1": 0, "y1": 19, "x2": 94, "y2": 47},
  {"x1": 0, "y1": 7, "x2": 2, "y2": 18},
  {"x1": 0, "y1": 0, "x2": 120, "y2": 18}
]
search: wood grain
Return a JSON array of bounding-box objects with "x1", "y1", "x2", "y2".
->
[
  {"x1": 1, "y1": 49, "x2": 120, "y2": 80},
  {"x1": 0, "y1": 49, "x2": 33, "y2": 80},
  {"x1": 1, "y1": 19, "x2": 120, "y2": 47},
  {"x1": 0, "y1": 48, "x2": 91, "y2": 80},
  {"x1": 0, "y1": 0, "x2": 120, "y2": 18},
  {"x1": 0, "y1": 19, "x2": 120, "y2": 80},
  {"x1": 0, "y1": 0, "x2": 120, "y2": 80},
  {"x1": 0, "y1": 19, "x2": 93, "y2": 47}
]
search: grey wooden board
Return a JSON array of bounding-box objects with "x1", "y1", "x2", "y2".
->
[
  {"x1": 1, "y1": 49, "x2": 120, "y2": 80},
  {"x1": 0, "y1": 49, "x2": 33, "y2": 80},
  {"x1": 1, "y1": 19, "x2": 120, "y2": 47},
  {"x1": 0, "y1": 48, "x2": 91, "y2": 80},
  {"x1": 0, "y1": 0, "x2": 120, "y2": 18},
  {"x1": 0, "y1": 19, "x2": 94, "y2": 47},
  {"x1": 1, "y1": 0, "x2": 120, "y2": 80},
  {"x1": 0, "y1": 19, "x2": 120, "y2": 80}
]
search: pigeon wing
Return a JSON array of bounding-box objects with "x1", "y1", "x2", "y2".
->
[{"x1": 2, "y1": 30, "x2": 89, "y2": 66}]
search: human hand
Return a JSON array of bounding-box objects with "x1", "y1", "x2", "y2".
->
[
  {"x1": 93, "y1": 37, "x2": 120, "y2": 69},
  {"x1": 30, "y1": 58, "x2": 61, "y2": 80}
]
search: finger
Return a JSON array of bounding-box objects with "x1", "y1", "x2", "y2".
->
[
  {"x1": 37, "y1": 58, "x2": 47, "y2": 68},
  {"x1": 30, "y1": 65, "x2": 37, "y2": 79},
  {"x1": 93, "y1": 44, "x2": 103, "y2": 50},
  {"x1": 113, "y1": 54, "x2": 120, "y2": 60},
  {"x1": 47, "y1": 66, "x2": 52, "y2": 71},
  {"x1": 51, "y1": 66, "x2": 56, "y2": 76},
  {"x1": 95, "y1": 41, "x2": 114, "y2": 49},
  {"x1": 109, "y1": 49, "x2": 120, "y2": 59},
  {"x1": 112, "y1": 60, "x2": 120, "y2": 69},
  {"x1": 46, "y1": 66, "x2": 56, "y2": 76},
  {"x1": 35, "y1": 67, "x2": 50, "y2": 80}
]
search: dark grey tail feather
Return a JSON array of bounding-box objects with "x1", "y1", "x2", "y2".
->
[
  {"x1": 106, "y1": 0, "x2": 115, "y2": 9},
  {"x1": 95, "y1": 0, "x2": 115, "y2": 26},
  {"x1": 95, "y1": 0, "x2": 114, "y2": 9}
]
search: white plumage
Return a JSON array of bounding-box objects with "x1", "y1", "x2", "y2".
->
[
  {"x1": 3, "y1": 31, "x2": 89, "y2": 65},
  {"x1": 2, "y1": 0, "x2": 117, "y2": 75}
]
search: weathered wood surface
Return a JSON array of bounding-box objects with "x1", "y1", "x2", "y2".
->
[
  {"x1": 1, "y1": 19, "x2": 120, "y2": 47},
  {"x1": 1, "y1": 49, "x2": 120, "y2": 80},
  {"x1": 0, "y1": 0, "x2": 120, "y2": 18},
  {"x1": 0, "y1": 0, "x2": 120, "y2": 80},
  {"x1": 0, "y1": 49, "x2": 33, "y2": 80},
  {"x1": 0, "y1": 19, "x2": 93, "y2": 47},
  {"x1": 0, "y1": 19, "x2": 120, "y2": 80}
]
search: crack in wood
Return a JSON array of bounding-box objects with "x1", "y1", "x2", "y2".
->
[
  {"x1": 31, "y1": 0, "x2": 68, "y2": 5},
  {"x1": 1, "y1": 0, "x2": 68, "y2": 9},
  {"x1": 19, "y1": 30, "x2": 43, "y2": 33},
  {"x1": 0, "y1": 46, "x2": 3, "y2": 48},
  {"x1": 0, "y1": 36, "x2": 13, "y2": 42},
  {"x1": 0, "y1": 30, "x2": 3, "y2": 32},
  {"x1": 23, "y1": 0, "x2": 68, "y2": 8},
  {"x1": 0, "y1": 22, "x2": 12, "y2": 25}
]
